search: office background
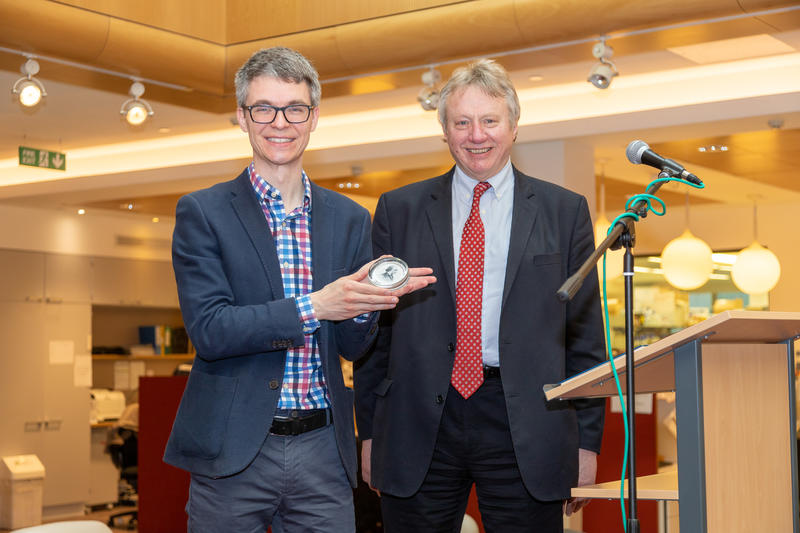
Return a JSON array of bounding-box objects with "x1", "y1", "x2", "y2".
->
[{"x1": 0, "y1": 1, "x2": 799, "y2": 531}]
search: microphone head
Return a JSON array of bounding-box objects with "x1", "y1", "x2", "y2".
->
[{"x1": 626, "y1": 140, "x2": 649, "y2": 165}]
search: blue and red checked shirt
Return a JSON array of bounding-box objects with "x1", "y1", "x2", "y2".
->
[{"x1": 248, "y1": 163, "x2": 329, "y2": 410}]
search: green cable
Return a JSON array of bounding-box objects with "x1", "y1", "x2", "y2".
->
[
  {"x1": 602, "y1": 252, "x2": 630, "y2": 530},
  {"x1": 601, "y1": 175, "x2": 705, "y2": 532}
]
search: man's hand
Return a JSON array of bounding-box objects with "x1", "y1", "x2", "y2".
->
[
  {"x1": 564, "y1": 448, "x2": 598, "y2": 516},
  {"x1": 311, "y1": 258, "x2": 436, "y2": 322},
  {"x1": 361, "y1": 438, "x2": 379, "y2": 494}
]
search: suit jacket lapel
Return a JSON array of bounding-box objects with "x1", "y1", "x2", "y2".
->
[
  {"x1": 426, "y1": 169, "x2": 457, "y2": 307},
  {"x1": 229, "y1": 171, "x2": 285, "y2": 301},
  {"x1": 503, "y1": 167, "x2": 539, "y2": 307},
  {"x1": 310, "y1": 183, "x2": 334, "y2": 291}
]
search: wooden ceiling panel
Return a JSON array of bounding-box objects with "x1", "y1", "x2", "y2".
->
[
  {"x1": 60, "y1": 0, "x2": 228, "y2": 43},
  {"x1": 225, "y1": 0, "x2": 460, "y2": 44},
  {"x1": 1, "y1": 0, "x2": 798, "y2": 115},
  {"x1": 650, "y1": 128, "x2": 800, "y2": 192}
]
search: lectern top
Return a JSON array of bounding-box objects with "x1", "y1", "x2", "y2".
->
[{"x1": 544, "y1": 310, "x2": 800, "y2": 401}]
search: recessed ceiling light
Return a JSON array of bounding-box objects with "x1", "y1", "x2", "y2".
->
[
  {"x1": 152, "y1": 217, "x2": 160, "y2": 223},
  {"x1": 697, "y1": 145, "x2": 728, "y2": 152},
  {"x1": 77, "y1": 208, "x2": 85, "y2": 215},
  {"x1": 528, "y1": 74, "x2": 544, "y2": 82},
  {"x1": 158, "y1": 127, "x2": 171, "y2": 134}
]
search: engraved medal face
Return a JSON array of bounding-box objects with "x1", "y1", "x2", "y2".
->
[{"x1": 368, "y1": 257, "x2": 409, "y2": 289}]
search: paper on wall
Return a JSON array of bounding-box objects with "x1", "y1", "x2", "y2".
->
[
  {"x1": 130, "y1": 361, "x2": 146, "y2": 390},
  {"x1": 73, "y1": 354, "x2": 92, "y2": 387},
  {"x1": 114, "y1": 361, "x2": 131, "y2": 390}
]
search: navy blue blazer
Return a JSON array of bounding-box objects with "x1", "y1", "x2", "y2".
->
[
  {"x1": 164, "y1": 169, "x2": 377, "y2": 486},
  {"x1": 355, "y1": 167, "x2": 605, "y2": 500}
]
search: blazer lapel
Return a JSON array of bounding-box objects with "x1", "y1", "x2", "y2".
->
[
  {"x1": 229, "y1": 171, "x2": 285, "y2": 301},
  {"x1": 502, "y1": 168, "x2": 539, "y2": 307},
  {"x1": 426, "y1": 170, "x2": 457, "y2": 307},
  {"x1": 310, "y1": 183, "x2": 334, "y2": 291}
]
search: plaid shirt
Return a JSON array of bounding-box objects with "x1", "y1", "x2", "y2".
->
[{"x1": 248, "y1": 163, "x2": 329, "y2": 410}]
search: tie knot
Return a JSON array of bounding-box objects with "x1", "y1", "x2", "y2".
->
[{"x1": 472, "y1": 182, "x2": 491, "y2": 200}]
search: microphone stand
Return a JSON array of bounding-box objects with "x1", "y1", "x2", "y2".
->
[{"x1": 558, "y1": 174, "x2": 670, "y2": 533}]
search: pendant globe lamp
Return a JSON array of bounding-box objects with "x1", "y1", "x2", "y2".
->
[
  {"x1": 660, "y1": 194, "x2": 713, "y2": 290},
  {"x1": 594, "y1": 169, "x2": 624, "y2": 281},
  {"x1": 731, "y1": 201, "x2": 780, "y2": 295}
]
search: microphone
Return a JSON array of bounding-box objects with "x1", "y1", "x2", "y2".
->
[{"x1": 626, "y1": 140, "x2": 703, "y2": 186}]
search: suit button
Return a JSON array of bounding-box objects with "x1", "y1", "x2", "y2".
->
[
  {"x1": 447, "y1": 343, "x2": 455, "y2": 352},
  {"x1": 269, "y1": 379, "x2": 279, "y2": 390},
  {"x1": 435, "y1": 394, "x2": 444, "y2": 404}
]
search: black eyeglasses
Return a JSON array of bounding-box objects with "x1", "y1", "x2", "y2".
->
[{"x1": 242, "y1": 104, "x2": 315, "y2": 124}]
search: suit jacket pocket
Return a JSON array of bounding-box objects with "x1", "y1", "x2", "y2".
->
[
  {"x1": 374, "y1": 377, "x2": 392, "y2": 397},
  {"x1": 172, "y1": 370, "x2": 238, "y2": 459},
  {"x1": 533, "y1": 252, "x2": 561, "y2": 266}
]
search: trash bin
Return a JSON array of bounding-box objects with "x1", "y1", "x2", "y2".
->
[{"x1": 0, "y1": 454, "x2": 45, "y2": 530}]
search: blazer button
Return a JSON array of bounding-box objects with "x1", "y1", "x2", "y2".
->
[
  {"x1": 447, "y1": 343, "x2": 455, "y2": 352},
  {"x1": 435, "y1": 394, "x2": 444, "y2": 404},
  {"x1": 268, "y1": 379, "x2": 279, "y2": 390}
]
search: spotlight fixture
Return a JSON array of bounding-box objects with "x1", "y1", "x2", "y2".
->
[
  {"x1": 120, "y1": 81, "x2": 154, "y2": 125},
  {"x1": 12, "y1": 58, "x2": 47, "y2": 107},
  {"x1": 587, "y1": 39, "x2": 618, "y2": 89},
  {"x1": 417, "y1": 67, "x2": 441, "y2": 111}
]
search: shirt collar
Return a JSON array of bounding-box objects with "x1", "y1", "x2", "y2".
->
[
  {"x1": 453, "y1": 159, "x2": 513, "y2": 204},
  {"x1": 247, "y1": 162, "x2": 312, "y2": 213}
]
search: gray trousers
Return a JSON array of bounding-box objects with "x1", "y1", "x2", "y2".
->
[{"x1": 186, "y1": 424, "x2": 354, "y2": 533}]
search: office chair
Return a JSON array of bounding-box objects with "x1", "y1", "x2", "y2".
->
[{"x1": 105, "y1": 404, "x2": 139, "y2": 530}]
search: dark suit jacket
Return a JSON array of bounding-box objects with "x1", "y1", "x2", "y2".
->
[
  {"x1": 355, "y1": 166, "x2": 605, "y2": 500},
  {"x1": 164, "y1": 169, "x2": 377, "y2": 486}
]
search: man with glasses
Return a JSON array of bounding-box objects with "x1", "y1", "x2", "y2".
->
[{"x1": 164, "y1": 47, "x2": 434, "y2": 533}]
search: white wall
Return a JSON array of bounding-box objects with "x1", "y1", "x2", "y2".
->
[
  {"x1": 0, "y1": 197, "x2": 796, "y2": 313},
  {"x1": 0, "y1": 204, "x2": 174, "y2": 261}
]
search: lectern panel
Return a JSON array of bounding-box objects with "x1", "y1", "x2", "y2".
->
[{"x1": 702, "y1": 343, "x2": 793, "y2": 533}]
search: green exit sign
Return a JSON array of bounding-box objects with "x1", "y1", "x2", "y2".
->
[{"x1": 19, "y1": 146, "x2": 66, "y2": 171}]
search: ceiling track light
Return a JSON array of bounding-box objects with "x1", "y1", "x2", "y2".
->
[
  {"x1": 587, "y1": 38, "x2": 618, "y2": 89},
  {"x1": 120, "y1": 81, "x2": 154, "y2": 125},
  {"x1": 417, "y1": 66, "x2": 441, "y2": 111},
  {"x1": 12, "y1": 58, "x2": 47, "y2": 107}
]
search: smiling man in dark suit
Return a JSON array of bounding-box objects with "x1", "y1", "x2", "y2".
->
[
  {"x1": 355, "y1": 59, "x2": 606, "y2": 532},
  {"x1": 163, "y1": 47, "x2": 434, "y2": 533}
]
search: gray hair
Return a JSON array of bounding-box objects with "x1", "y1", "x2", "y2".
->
[
  {"x1": 437, "y1": 59, "x2": 520, "y2": 127},
  {"x1": 234, "y1": 47, "x2": 321, "y2": 108}
]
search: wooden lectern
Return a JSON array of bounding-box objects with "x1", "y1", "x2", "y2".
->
[{"x1": 545, "y1": 310, "x2": 800, "y2": 532}]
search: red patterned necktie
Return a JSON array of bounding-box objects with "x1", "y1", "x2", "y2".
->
[{"x1": 451, "y1": 181, "x2": 491, "y2": 399}]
